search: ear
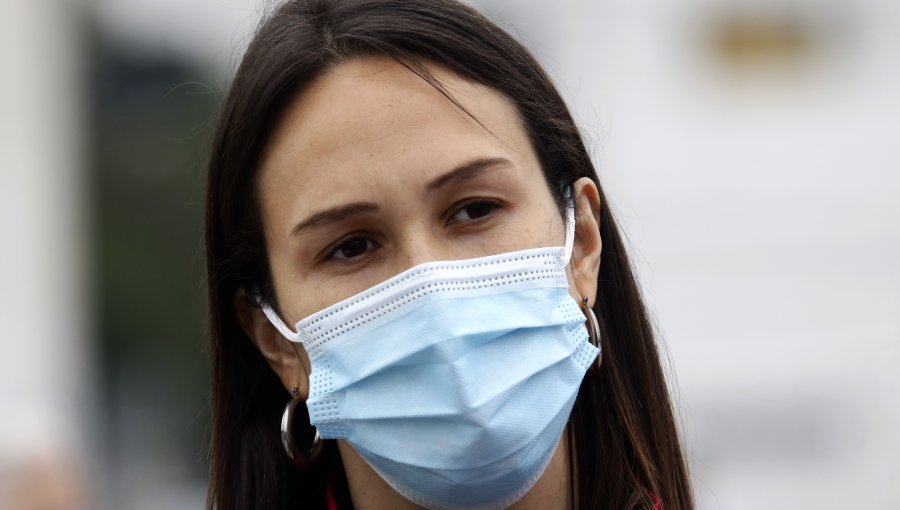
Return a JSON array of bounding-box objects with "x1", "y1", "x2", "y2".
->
[
  {"x1": 233, "y1": 288, "x2": 312, "y2": 400},
  {"x1": 569, "y1": 177, "x2": 602, "y2": 306}
]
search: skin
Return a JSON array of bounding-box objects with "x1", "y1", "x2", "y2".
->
[{"x1": 235, "y1": 55, "x2": 602, "y2": 510}]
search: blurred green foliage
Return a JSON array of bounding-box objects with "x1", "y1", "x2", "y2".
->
[{"x1": 89, "y1": 32, "x2": 221, "y2": 479}]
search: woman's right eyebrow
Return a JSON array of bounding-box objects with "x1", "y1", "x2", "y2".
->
[{"x1": 291, "y1": 202, "x2": 380, "y2": 235}]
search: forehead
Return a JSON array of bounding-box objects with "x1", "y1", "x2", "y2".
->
[{"x1": 257, "y1": 56, "x2": 540, "y2": 229}]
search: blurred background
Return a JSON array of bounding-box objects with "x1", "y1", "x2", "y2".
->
[{"x1": 1, "y1": 0, "x2": 897, "y2": 509}]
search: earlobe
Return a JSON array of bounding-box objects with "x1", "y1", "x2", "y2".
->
[
  {"x1": 570, "y1": 177, "x2": 602, "y2": 306},
  {"x1": 233, "y1": 288, "x2": 312, "y2": 399}
]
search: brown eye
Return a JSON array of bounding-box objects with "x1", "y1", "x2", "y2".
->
[
  {"x1": 329, "y1": 236, "x2": 377, "y2": 261},
  {"x1": 448, "y1": 200, "x2": 497, "y2": 224}
]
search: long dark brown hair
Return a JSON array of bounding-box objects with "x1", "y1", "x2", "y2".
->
[{"x1": 204, "y1": 0, "x2": 693, "y2": 508}]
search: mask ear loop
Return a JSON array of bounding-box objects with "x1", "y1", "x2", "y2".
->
[
  {"x1": 254, "y1": 294, "x2": 301, "y2": 342},
  {"x1": 561, "y1": 187, "x2": 576, "y2": 266}
]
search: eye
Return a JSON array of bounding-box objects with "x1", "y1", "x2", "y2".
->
[
  {"x1": 327, "y1": 236, "x2": 379, "y2": 262},
  {"x1": 447, "y1": 199, "x2": 498, "y2": 225}
]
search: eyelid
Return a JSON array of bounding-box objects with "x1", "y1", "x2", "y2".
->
[
  {"x1": 445, "y1": 197, "x2": 504, "y2": 226},
  {"x1": 319, "y1": 232, "x2": 380, "y2": 264}
]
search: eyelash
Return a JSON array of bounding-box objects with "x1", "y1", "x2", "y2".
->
[
  {"x1": 445, "y1": 198, "x2": 500, "y2": 227},
  {"x1": 325, "y1": 234, "x2": 381, "y2": 264},
  {"x1": 323, "y1": 198, "x2": 502, "y2": 264}
]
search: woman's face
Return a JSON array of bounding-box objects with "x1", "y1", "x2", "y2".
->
[
  {"x1": 257, "y1": 56, "x2": 572, "y2": 325},
  {"x1": 246, "y1": 55, "x2": 601, "y2": 509}
]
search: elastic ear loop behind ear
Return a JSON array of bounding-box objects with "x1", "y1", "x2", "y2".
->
[
  {"x1": 561, "y1": 187, "x2": 576, "y2": 266},
  {"x1": 256, "y1": 296, "x2": 301, "y2": 342}
]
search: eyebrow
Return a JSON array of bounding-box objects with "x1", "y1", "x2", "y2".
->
[
  {"x1": 291, "y1": 201, "x2": 380, "y2": 235},
  {"x1": 425, "y1": 156, "x2": 514, "y2": 192},
  {"x1": 291, "y1": 157, "x2": 512, "y2": 236}
]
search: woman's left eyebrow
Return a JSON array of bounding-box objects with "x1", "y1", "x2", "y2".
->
[{"x1": 425, "y1": 157, "x2": 513, "y2": 193}]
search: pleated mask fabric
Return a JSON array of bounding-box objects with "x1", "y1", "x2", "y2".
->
[{"x1": 261, "y1": 201, "x2": 599, "y2": 510}]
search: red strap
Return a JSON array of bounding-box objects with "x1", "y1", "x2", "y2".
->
[{"x1": 326, "y1": 479, "x2": 339, "y2": 510}]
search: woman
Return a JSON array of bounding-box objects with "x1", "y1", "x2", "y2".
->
[{"x1": 204, "y1": 1, "x2": 693, "y2": 509}]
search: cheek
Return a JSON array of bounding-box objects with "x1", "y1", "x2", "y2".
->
[{"x1": 280, "y1": 274, "x2": 354, "y2": 326}]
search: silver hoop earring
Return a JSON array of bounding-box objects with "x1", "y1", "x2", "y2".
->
[
  {"x1": 281, "y1": 387, "x2": 322, "y2": 467},
  {"x1": 580, "y1": 297, "x2": 603, "y2": 370}
]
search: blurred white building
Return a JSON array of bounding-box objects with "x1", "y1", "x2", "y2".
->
[{"x1": 1, "y1": 1, "x2": 94, "y2": 509}]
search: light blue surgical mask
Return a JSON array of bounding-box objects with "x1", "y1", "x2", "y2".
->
[{"x1": 261, "y1": 200, "x2": 599, "y2": 510}]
